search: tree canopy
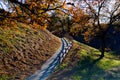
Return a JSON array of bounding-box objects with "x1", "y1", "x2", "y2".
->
[{"x1": 0, "y1": 0, "x2": 66, "y2": 28}]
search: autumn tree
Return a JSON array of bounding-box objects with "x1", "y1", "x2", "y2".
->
[
  {"x1": 77, "y1": 0, "x2": 120, "y2": 59},
  {"x1": 67, "y1": 4, "x2": 89, "y2": 36},
  {"x1": 0, "y1": 0, "x2": 66, "y2": 29}
]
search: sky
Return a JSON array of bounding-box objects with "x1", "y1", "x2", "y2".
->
[
  {"x1": 0, "y1": 0, "x2": 25, "y2": 11},
  {"x1": 0, "y1": 1, "x2": 8, "y2": 11}
]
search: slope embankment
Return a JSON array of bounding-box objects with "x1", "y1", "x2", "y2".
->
[{"x1": 0, "y1": 22, "x2": 61, "y2": 79}]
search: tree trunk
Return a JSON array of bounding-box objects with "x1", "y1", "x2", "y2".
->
[
  {"x1": 67, "y1": 18, "x2": 70, "y2": 32},
  {"x1": 99, "y1": 35, "x2": 106, "y2": 59},
  {"x1": 100, "y1": 46, "x2": 105, "y2": 59},
  {"x1": 62, "y1": 24, "x2": 65, "y2": 37}
]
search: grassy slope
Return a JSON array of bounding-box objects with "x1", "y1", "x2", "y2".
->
[
  {"x1": 0, "y1": 22, "x2": 61, "y2": 80},
  {"x1": 48, "y1": 40, "x2": 120, "y2": 80}
]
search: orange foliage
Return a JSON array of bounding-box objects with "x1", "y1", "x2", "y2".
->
[{"x1": 0, "y1": 0, "x2": 66, "y2": 29}]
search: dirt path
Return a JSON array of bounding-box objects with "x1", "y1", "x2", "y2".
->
[{"x1": 26, "y1": 38, "x2": 72, "y2": 80}]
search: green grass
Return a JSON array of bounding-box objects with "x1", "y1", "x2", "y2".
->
[
  {"x1": 72, "y1": 41, "x2": 120, "y2": 80},
  {"x1": 57, "y1": 63, "x2": 68, "y2": 70},
  {"x1": 0, "y1": 75, "x2": 10, "y2": 80},
  {"x1": 97, "y1": 58, "x2": 120, "y2": 70}
]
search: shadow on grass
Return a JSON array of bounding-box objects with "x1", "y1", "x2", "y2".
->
[
  {"x1": 75, "y1": 56, "x2": 103, "y2": 80},
  {"x1": 48, "y1": 56, "x2": 104, "y2": 80},
  {"x1": 107, "y1": 50, "x2": 120, "y2": 60},
  {"x1": 111, "y1": 49, "x2": 120, "y2": 55},
  {"x1": 74, "y1": 56, "x2": 120, "y2": 80}
]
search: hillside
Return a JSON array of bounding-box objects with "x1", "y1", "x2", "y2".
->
[
  {"x1": 48, "y1": 40, "x2": 120, "y2": 80},
  {"x1": 0, "y1": 22, "x2": 61, "y2": 79}
]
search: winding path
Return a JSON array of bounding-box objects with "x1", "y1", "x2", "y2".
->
[{"x1": 26, "y1": 38, "x2": 72, "y2": 80}]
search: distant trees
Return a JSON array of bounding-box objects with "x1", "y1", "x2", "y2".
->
[
  {"x1": 47, "y1": 11, "x2": 69, "y2": 37},
  {"x1": 48, "y1": 2, "x2": 89, "y2": 37}
]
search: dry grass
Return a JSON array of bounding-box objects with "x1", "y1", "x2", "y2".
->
[{"x1": 0, "y1": 22, "x2": 61, "y2": 79}]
